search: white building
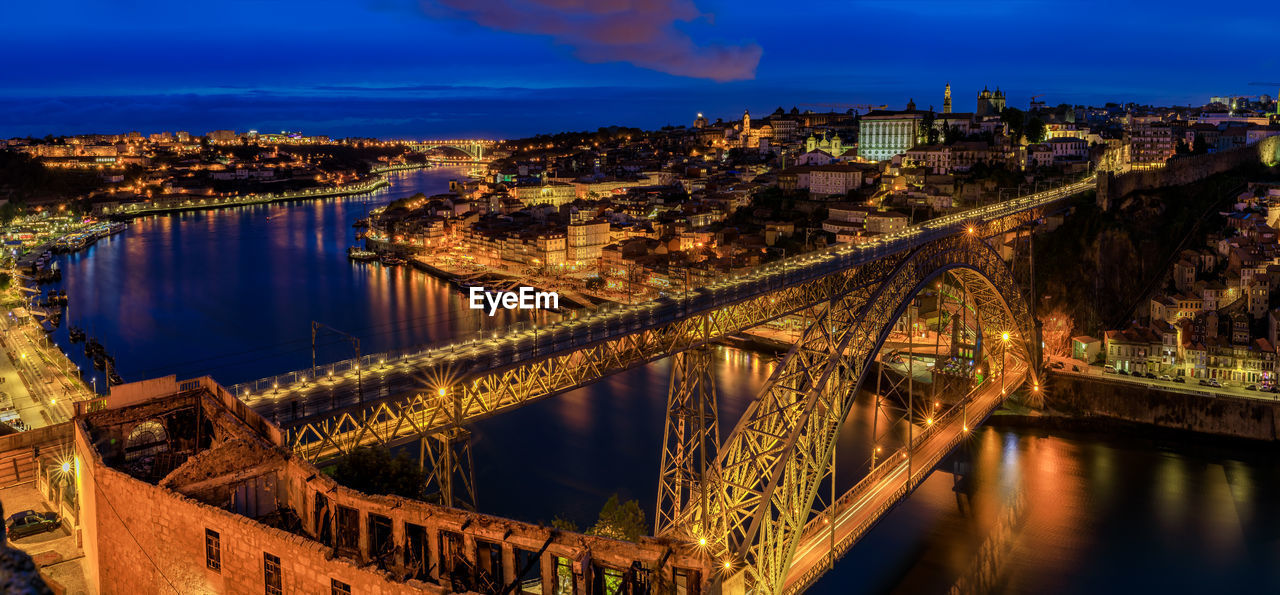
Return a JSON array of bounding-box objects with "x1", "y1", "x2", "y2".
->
[{"x1": 808, "y1": 163, "x2": 866, "y2": 196}]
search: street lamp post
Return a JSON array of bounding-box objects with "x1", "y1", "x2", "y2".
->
[{"x1": 1001, "y1": 332, "x2": 1010, "y2": 393}]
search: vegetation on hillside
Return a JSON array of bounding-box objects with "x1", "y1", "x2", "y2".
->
[{"x1": 1035, "y1": 162, "x2": 1280, "y2": 346}]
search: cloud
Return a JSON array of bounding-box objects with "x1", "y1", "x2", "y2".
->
[{"x1": 421, "y1": 0, "x2": 761, "y2": 82}]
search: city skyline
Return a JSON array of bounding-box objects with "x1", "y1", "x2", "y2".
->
[
  {"x1": 3, "y1": 3, "x2": 1280, "y2": 593},
  {"x1": 4, "y1": 0, "x2": 1278, "y2": 138}
]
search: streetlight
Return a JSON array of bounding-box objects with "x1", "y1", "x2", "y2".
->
[{"x1": 1001, "y1": 332, "x2": 1010, "y2": 393}]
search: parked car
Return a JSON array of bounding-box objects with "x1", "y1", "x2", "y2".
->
[
  {"x1": 5, "y1": 510, "x2": 58, "y2": 540},
  {"x1": 1246, "y1": 384, "x2": 1258, "y2": 391},
  {"x1": 1104, "y1": 365, "x2": 1116, "y2": 374},
  {"x1": 1118, "y1": 369, "x2": 1129, "y2": 375},
  {"x1": 1144, "y1": 372, "x2": 1157, "y2": 379},
  {"x1": 1159, "y1": 374, "x2": 1172, "y2": 381},
  {"x1": 1173, "y1": 377, "x2": 1186, "y2": 384},
  {"x1": 1072, "y1": 365, "x2": 1081, "y2": 372},
  {"x1": 1049, "y1": 361, "x2": 1065, "y2": 369},
  {"x1": 1209, "y1": 379, "x2": 1222, "y2": 387},
  {"x1": 1199, "y1": 379, "x2": 1212, "y2": 386}
]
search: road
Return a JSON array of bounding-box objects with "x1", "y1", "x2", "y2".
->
[
  {"x1": 781, "y1": 364, "x2": 1028, "y2": 595},
  {"x1": 0, "y1": 317, "x2": 89, "y2": 427},
  {"x1": 1048, "y1": 357, "x2": 1280, "y2": 403}
]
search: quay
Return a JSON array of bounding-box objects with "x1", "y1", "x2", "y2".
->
[{"x1": 96, "y1": 177, "x2": 391, "y2": 217}]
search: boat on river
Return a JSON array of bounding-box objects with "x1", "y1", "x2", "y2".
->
[{"x1": 347, "y1": 247, "x2": 378, "y2": 261}]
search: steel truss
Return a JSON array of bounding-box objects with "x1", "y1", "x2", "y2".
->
[
  {"x1": 676, "y1": 233, "x2": 1038, "y2": 594},
  {"x1": 285, "y1": 263, "x2": 867, "y2": 462},
  {"x1": 654, "y1": 341, "x2": 720, "y2": 536},
  {"x1": 421, "y1": 427, "x2": 478, "y2": 511},
  {"x1": 280, "y1": 204, "x2": 1046, "y2": 464}
]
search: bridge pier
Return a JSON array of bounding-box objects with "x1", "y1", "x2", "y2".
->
[
  {"x1": 421, "y1": 427, "x2": 477, "y2": 511},
  {"x1": 655, "y1": 343, "x2": 720, "y2": 537}
]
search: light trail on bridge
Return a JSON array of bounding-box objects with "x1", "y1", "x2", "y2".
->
[{"x1": 781, "y1": 364, "x2": 1029, "y2": 594}]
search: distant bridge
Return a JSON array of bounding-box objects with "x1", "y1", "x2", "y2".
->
[{"x1": 407, "y1": 139, "x2": 498, "y2": 162}]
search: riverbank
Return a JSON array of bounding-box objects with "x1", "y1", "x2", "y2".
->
[
  {"x1": 1018, "y1": 371, "x2": 1280, "y2": 441},
  {"x1": 102, "y1": 177, "x2": 391, "y2": 217},
  {"x1": 988, "y1": 409, "x2": 1280, "y2": 451}
]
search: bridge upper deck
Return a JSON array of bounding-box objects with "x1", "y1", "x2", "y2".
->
[{"x1": 240, "y1": 175, "x2": 1091, "y2": 455}]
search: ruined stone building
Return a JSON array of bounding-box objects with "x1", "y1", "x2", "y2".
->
[{"x1": 73, "y1": 376, "x2": 709, "y2": 594}]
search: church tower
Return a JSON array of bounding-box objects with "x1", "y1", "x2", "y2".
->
[
  {"x1": 742, "y1": 109, "x2": 751, "y2": 133},
  {"x1": 943, "y1": 83, "x2": 952, "y2": 114}
]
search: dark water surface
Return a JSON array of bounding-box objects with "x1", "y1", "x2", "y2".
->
[{"x1": 48, "y1": 169, "x2": 1280, "y2": 593}]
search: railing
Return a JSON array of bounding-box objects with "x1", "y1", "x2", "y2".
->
[{"x1": 232, "y1": 174, "x2": 1092, "y2": 404}]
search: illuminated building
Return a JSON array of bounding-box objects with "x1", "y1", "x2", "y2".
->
[
  {"x1": 975, "y1": 86, "x2": 1006, "y2": 117},
  {"x1": 858, "y1": 101, "x2": 928, "y2": 162}
]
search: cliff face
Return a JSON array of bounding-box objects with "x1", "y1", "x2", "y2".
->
[{"x1": 1036, "y1": 163, "x2": 1280, "y2": 338}]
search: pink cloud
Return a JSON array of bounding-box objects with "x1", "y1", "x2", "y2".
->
[{"x1": 424, "y1": 0, "x2": 762, "y2": 82}]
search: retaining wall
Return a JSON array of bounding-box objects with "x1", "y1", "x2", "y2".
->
[{"x1": 1044, "y1": 372, "x2": 1280, "y2": 440}]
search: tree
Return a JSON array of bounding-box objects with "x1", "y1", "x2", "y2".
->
[
  {"x1": 1192, "y1": 135, "x2": 1209, "y2": 155},
  {"x1": 1000, "y1": 107, "x2": 1026, "y2": 141},
  {"x1": 330, "y1": 446, "x2": 424, "y2": 499},
  {"x1": 922, "y1": 110, "x2": 939, "y2": 145},
  {"x1": 943, "y1": 125, "x2": 966, "y2": 145},
  {"x1": 586, "y1": 494, "x2": 646, "y2": 541},
  {"x1": 1025, "y1": 117, "x2": 1046, "y2": 143},
  {"x1": 551, "y1": 516, "x2": 579, "y2": 532}
]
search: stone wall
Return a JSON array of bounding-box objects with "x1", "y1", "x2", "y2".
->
[
  {"x1": 74, "y1": 389, "x2": 705, "y2": 594},
  {"x1": 0, "y1": 423, "x2": 70, "y2": 488},
  {"x1": 76, "y1": 419, "x2": 417, "y2": 595},
  {"x1": 1097, "y1": 135, "x2": 1280, "y2": 210},
  {"x1": 1044, "y1": 372, "x2": 1280, "y2": 440}
]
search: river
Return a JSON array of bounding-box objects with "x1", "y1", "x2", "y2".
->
[{"x1": 48, "y1": 168, "x2": 1280, "y2": 593}]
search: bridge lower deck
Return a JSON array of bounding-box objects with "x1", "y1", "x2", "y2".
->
[{"x1": 782, "y1": 366, "x2": 1028, "y2": 594}]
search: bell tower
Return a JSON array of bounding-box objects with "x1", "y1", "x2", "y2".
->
[{"x1": 943, "y1": 82, "x2": 952, "y2": 114}]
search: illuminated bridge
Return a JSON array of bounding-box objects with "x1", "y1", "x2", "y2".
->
[
  {"x1": 234, "y1": 173, "x2": 1094, "y2": 593},
  {"x1": 407, "y1": 139, "x2": 498, "y2": 162}
]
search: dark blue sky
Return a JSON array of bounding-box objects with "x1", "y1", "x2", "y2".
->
[{"x1": 3, "y1": 0, "x2": 1275, "y2": 139}]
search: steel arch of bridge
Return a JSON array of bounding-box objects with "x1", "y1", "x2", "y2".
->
[
  {"x1": 671, "y1": 232, "x2": 1037, "y2": 594},
  {"x1": 410, "y1": 141, "x2": 490, "y2": 161}
]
